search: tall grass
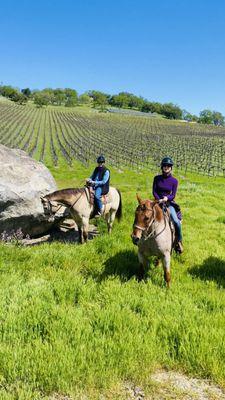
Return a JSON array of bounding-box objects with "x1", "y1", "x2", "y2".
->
[{"x1": 1, "y1": 165, "x2": 225, "y2": 398}]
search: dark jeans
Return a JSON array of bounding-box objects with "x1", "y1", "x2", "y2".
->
[
  {"x1": 169, "y1": 205, "x2": 182, "y2": 241},
  {"x1": 94, "y1": 187, "x2": 102, "y2": 211}
]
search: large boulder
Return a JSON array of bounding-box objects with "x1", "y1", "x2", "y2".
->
[{"x1": 0, "y1": 144, "x2": 61, "y2": 237}]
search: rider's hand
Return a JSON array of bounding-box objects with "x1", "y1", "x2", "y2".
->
[{"x1": 159, "y1": 196, "x2": 168, "y2": 203}]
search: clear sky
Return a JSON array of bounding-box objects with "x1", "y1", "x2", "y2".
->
[{"x1": 0, "y1": 0, "x2": 225, "y2": 115}]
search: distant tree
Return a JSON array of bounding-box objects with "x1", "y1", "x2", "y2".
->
[
  {"x1": 64, "y1": 88, "x2": 78, "y2": 107},
  {"x1": 182, "y1": 109, "x2": 199, "y2": 122},
  {"x1": 33, "y1": 92, "x2": 49, "y2": 107},
  {"x1": 79, "y1": 93, "x2": 93, "y2": 104},
  {"x1": 65, "y1": 97, "x2": 77, "y2": 107},
  {"x1": 41, "y1": 88, "x2": 55, "y2": 104},
  {"x1": 21, "y1": 88, "x2": 31, "y2": 97},
  {"x1": 10, "y1": 92, "x2": 28, "y2": 105},
  {"x1": 0, "y1": 85, "x2": 28, "y2": 104},
  {"x1": 89, "y1": 90, "x2": 109, "y2": 109},
  {"x1": 141, "y1": 101, "x2": 163, "y2": 114},
  {"x1": 212, "y1": 111, "x2": 224, "y2": 126},
  {"x1": 199, "y1": 109, "x2": 214, "y2": 124},
  {"x1": 0, "y1": 85, "x2": 18, "y2": 99},
  {"x1": 53, "y1": 88, "x2": 66, "y2": 105},
  {"x1": 109, "y1": 93, "x2": 128, "y2": 108},
  {"x1": 198, "y1": 109, "x2": 224, "y2": 125},
  {"x1": 160, "y1": 103, "x2": 182, "y2": 119},
  {"x1": 128, "y1": 95, "x2": 144, "y2": 110}
]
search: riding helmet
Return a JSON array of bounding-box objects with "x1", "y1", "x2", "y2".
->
[
  {"x1": 97, "y1": 155, "x2": 105, "y2": 163},
  {"x1": 161, "y1": 157, "x2": 174, "y2": 167}
]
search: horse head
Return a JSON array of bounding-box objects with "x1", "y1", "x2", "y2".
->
[
  {"x1": 131, "y1": 194, "x2": 162, "y2": 245},
  {"x1": 40, "y1": 196, "x2": 58, "y2": 221}
]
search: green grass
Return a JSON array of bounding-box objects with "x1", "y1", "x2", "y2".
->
[{"x1": 1, "y1": 163, "x2": 225, "y2": 399}]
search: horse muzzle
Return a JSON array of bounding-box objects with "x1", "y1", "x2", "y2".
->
[{"x1": 131, "y1": 234, "x2": 140, "y2": 245}]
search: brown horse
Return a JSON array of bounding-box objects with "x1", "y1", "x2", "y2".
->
[
  {"x1": 131, "y1": 195, "x2": 174, "y2": 287},
  {"x1": 41, "y1": 186, "x2": 122, "y2": 243}
]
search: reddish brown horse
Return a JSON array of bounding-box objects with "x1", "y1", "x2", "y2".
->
[{"x1": 131, "y1": 195, "x2": 174, "y2": 287}]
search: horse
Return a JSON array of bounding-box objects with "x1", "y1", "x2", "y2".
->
[
  {"x1": 131, "y1": 195, "x2": 174, "y2": 287},
  {"x1": 41, "y1": 186, "x2": 122, "y2": 243}
]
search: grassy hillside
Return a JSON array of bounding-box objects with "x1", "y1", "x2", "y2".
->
[
  {"x1": 1, "y1": 101, "x2": 225, "y2": 398},
  {"x1": 1, "y1": 160, "x2": 225, "y2": 398}
]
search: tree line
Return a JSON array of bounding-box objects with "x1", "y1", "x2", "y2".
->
[{"x1": 0, "y1": 85, "x2": 224, "y2": 125}]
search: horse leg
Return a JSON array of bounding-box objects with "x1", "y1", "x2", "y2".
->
[
  {"x1": 78, "y1": 226, "x2": 82, "y2": 244},
  {"x1": 162, "y1": 252, "x2": 171, "y2": 288},
  {"x1": 106, "y1": 210, "x2": 116, "y2": 234},
  {"x1": 137, "y1": 251, "x2": 149, "y2": 281},
  {"x1": 81, "y1": 217, "x2": 89, "y2": 243}
]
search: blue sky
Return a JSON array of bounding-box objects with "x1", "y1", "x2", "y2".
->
[{"x1": 0, "y1": 0, "x2": 225, "y2": 114}]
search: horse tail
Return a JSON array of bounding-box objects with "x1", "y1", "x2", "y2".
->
[{"x1": 115, "y1": 189, "x2": 122, "y2": 221}]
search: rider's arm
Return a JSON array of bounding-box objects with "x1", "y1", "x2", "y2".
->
[
  {"x1": 167, "y1": 180, "x2": 178, "y2": 201},
  {"x1": 152, "y1": 176, "x2": 160, "y2": 200},
  {"x1": 93, "y1": 170, "x2": 110, "y2": 187}
]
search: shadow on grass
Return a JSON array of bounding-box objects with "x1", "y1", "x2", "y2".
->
[
  {"x1": 188, "y1": 256, "x2": 225, "y2": 288},
  {"x1": 22, "y1": 226, "x2": 98, "y2": 246},
  {"x1": 98, "y1": 250, "x2": 140, "y2": 282}
]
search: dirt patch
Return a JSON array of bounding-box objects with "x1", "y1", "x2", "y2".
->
[
  {"x1": 148, "y1": 370, "x2": 225, "y2": 399},
  {"x1": 45, "y1": 371, "x2": 225, "y2": 399}
]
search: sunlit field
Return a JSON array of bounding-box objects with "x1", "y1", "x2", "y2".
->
[{"x1": 1, "y1": 101, "x2": 225, "y2": 398}]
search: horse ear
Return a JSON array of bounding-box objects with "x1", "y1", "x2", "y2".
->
[
  {"x1": 40, "y1": 196, "x2": 44, "y2": 202},
  {"x1": 136, "y1": 193, "x2": 142, "y2": 204}
]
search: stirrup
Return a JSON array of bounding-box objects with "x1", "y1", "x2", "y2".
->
[{"x1": 174, "y1": 241, "x2": 183, "y2": 254}]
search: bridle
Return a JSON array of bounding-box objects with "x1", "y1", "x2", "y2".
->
[
  {"x1": 133, "y1": 205, "x2": 167, "y2": 240},
  {"x1": 42, "y1": 189, "x2": 86, "y2": 217}
]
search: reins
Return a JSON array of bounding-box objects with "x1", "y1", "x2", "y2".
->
[
  {"x1": 45, "y1": 189, "x2": 85, "y2": 215},
  {"x1": 133, "y1": 205, "x2": 168, "y2": 241}
]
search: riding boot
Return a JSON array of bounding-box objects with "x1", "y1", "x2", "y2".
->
[
  {"x1": 95, "y1": 208, "x2": 104, "y2": 218},
  {"x1": 174, "y1": 237, "x2": 183, "y2": 254},
  {"x1": 177, "y1": 241, "x2": 183, "y2": 254},
  {"x1": 173, "y1": 228, "x2": 183, "y2": 254}
]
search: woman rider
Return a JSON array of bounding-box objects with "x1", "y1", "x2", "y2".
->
[
  {"x1": 152, "y1": 157, "x2": 183, "y2": 253},
  {"x1": 86, "y1": 155, "x2": 110, "y2": 216}
]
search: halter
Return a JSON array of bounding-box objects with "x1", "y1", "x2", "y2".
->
[
  {"x1": 43, "y1": 190, "x2": 85, "y2": 217},
  {"x1": 133, "y1": 206, "x2": 167, "y2": 240}
]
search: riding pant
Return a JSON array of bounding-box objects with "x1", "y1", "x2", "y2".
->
[
  {"x1": 169, "y1": 205, "x2": 182, "y2": 242},
  {"x1": 94, "y1": 187, "x2": 103, "y2": 211}
]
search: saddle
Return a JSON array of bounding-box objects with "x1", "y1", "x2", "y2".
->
[
  {"x1": 87, "y1": 186, "x2": 111, "y2": 217},
  {"x1": 160, "y1": 203, "x2": 180, "y2": 253}
]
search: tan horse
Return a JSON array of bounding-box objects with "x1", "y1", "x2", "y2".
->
[
  {"x1": 131, "y1": 195, "x2": 174, "y2": 287},
  {"x1": 41, "y1": 186, "x2": 122, "y2": 243}
]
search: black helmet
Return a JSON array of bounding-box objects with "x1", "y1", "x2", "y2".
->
[
  {"x1": 97, "y1": 155, "x2": 105, "y2": 163},
  {"x1": 161, "y1": 157, "x2": 174, "y2": 167}
]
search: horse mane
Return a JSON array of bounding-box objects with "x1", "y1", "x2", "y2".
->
[
  {"x1": 152, "y1": 202, "x2": 163, "y2": 222},
  {"x1": 46, "y1": 188, "x2": 85, "y2": 199}
]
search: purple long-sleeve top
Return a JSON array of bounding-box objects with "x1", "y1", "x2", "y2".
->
[{"x1": 152, "y1": 174, "x2": 178, "y2": 201}]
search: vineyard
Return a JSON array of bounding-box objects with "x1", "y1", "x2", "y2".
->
[
  {"x1": 2, "y1": 99, "x2": 225, "y2": 399},
  {"x1": 1, "y1": 100, "x2": 225, "y2": 175}
]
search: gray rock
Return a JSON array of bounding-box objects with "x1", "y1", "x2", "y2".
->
[{"x1": 0, "y1": 144, "x2": 60, "y2": 237}]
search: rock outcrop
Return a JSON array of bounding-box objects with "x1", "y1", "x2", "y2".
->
[{"x1": 0, "y1": 144, "x2": 60, "y2": 236}]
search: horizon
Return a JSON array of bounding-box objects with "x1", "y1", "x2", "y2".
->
[{"x1": 1, "y1": 0, "x2": 225, "y2": 115}]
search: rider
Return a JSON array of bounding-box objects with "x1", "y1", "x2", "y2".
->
[
  {"x1": 86, "y1": 155, "x2": 110, "y2": 216},
  {"x1": 152, "y1": 156, "x2": 183, "y2": 253}
]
